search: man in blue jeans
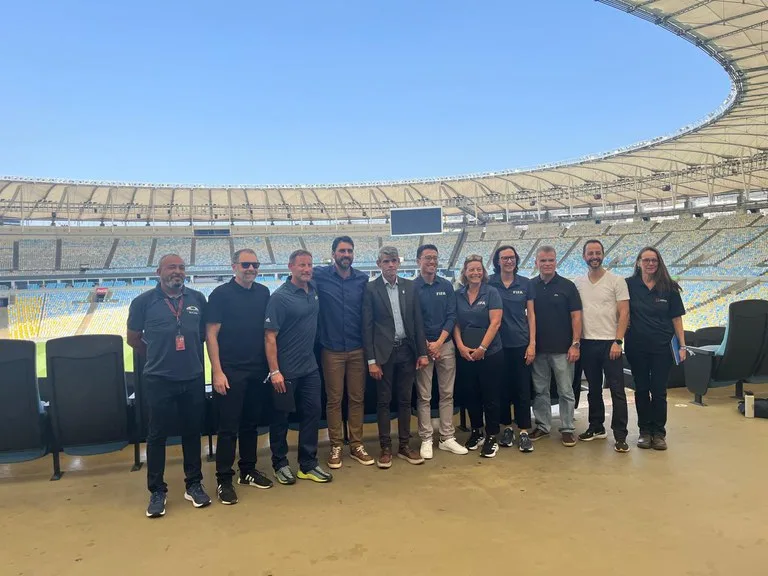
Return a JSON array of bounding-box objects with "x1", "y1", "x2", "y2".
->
[
  {"x1": 265, "y1": 249, "x2": 333, "y2": 484},
  {"x1": 127, "y1": 253, "x2": 211, "y2": 518}
]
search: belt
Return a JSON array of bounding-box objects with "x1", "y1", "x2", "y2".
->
[{"x1": 393, "y1": 339, "x2": 405, "y2": 347}]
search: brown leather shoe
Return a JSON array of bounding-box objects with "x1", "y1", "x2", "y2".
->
[
  {"x1": 350, "y1": 445, "x2": 375, "y2": 466},
  {"x1": 327, "y1": 445, "x2": 343, "y2": 469},
  {"x1": 651, "y1": 435, "x2": 668, "y2": 451},
  {"x1": 397, "y1": 445, "x2": 425, "y2": 465},
  {"x1": 377, "y1": 447, "x2": 393, "y2": 469},
  {"x1": 561, "y1": 432, "x2": 576, "y2": 447},
  {"x1": 529, "y1": 429, "x2": 550, "y2": 441}
]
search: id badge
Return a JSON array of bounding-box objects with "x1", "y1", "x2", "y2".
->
[{"x1": 175, "y1": 334, "x2": 186, "y2": 351}]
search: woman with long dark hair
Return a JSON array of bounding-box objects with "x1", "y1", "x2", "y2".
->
[
  {"x1": 488, "y1": 245, "x2": 536, "y2": 453},
  {"x1": 625, "y1": 247, "x2": 686, "y2": 451}
]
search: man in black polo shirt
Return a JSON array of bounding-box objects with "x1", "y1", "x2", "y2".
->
[
  {"x1": 206, "y1": 248, "x2": 273, "y2": 506},
  {"x1": 265, "y1": 249, "x2": 333, "y2": 485},
  {"x1": 530, "y1": 246, "x2": 582, "y2": 447},
  {"x1": 127, "y1": 253, "x2": 210, "y2": 518}
]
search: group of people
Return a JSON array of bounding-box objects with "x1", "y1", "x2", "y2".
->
[{"x1": 127, "y1": 235, "x2": 686, "y2": 519}]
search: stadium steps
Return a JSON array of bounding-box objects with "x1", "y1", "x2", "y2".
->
[
  {"x1": 448, "y1": 229, "x2": 467, "y2": 270},
  {"x1": 519, "y1": 242, "x2": 539, "y2": 269},
  {"x1": 265, "y1": 237, "x2": 276, "y2": 264},
  {"x1": 55, "y1": 239, "x2": 62, "y2": 271},
  {"x1": 669, "y1": 231, "x2": 719, "y2": 266},
  {"x1": 190, "y1": 238, "x2": 197, "y2": 266},
  {"x1": 0, "y1": 307, "x2": 8, "y2": 338},
  {"x1": 228, "y1": 237, "x2": 235, "y2": 261},
  {"x1": 76, "y1": 293, "x2": 101, "y2": 335},
  {"x1": 12, "y1": 241, "x2": 19, "y2": 270},
  {"x1": 686, "y1": 281, "x2": 742, "y2": 312},
  {"x1": 147, "y1": 239, "x2": 157, "y2": 267},
  {"x1": 715, "y1": 226, "x2": 768, "y2": 266},
  {"x1": 732, "y1": 279, "x2": 762, "y2": 296},
  {"x1": 558, "y1": 237, "x2": 582, "y2": 266},
  {"x1": 104, "y1": 239, "x2": 119, "y2": 269}
]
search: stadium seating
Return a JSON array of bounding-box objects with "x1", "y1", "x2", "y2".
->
[
  {"x1": 525, "y1": 223, "x2": 565, "y2": 238},
  {"x1": 110, "y1": 238, "x2": 152, "y2": 269},
  {"x1": 194, "y1": 238, "x2": 231, "y2": 268},
  {"x1": 152, "y1": 237, "x2": 191, "y2": 265},
  {"x1": 231, "y1": 235, "x2": 272, "y2": 264},
  {"x1": 606, "y1": 220, "x2": 655, "y2": 235},
  {"x1": 37, "y1": 290, "x2": 91, "y2": 339},
  {"x1": 564, "y1": 221, "x2": 609, "y2": 237},
  {"x1": 656, "y1": 230, "x2": 713, "y2": 264},
  {"x1": 18, "y1": 239, "x2": 56, "y2": 271},
  {"x1": 8, "y1": 294, "x2": 45, "y2": 339},
  {"x1": 84, "y1": 288, "x2": 143, "y2": 336},
  {"x1": 59, "y1": 238, "x2": 113, "y2": 270},
  {"x1": 700, "y1": 212, "x2": 761, "y2": 229},
  {"x1": 269, "y1": 235, "x2": 304, "y2": 264},
  {"x1": 679, "y1": 228, "x2": 761, "y2": 265},
  {"x1": 652, "y1": 217, "x2": 704, "y2": 232},
  {"x1": 481, "y1": 226, "x2": 524, "y2": 241},
  {"x1": 421, "y1": 233, "x2": 460, "y2": 261},
  {"x1": 0, "y1": 240, "x2": 13, "y2": 271}
]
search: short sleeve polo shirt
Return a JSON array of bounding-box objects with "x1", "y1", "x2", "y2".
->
[
  {"x1": 531, "y1": 273, "x2": 582, "y2": 354},
  {"x1": 625, "y1": 275, "x2": 686, "y2": 353},
  {"x1": 127, "y1": 284, "x2": 207, "y2": 381},
  {"x1": 488, "y1": 273, "x2": 535, "y2": 349},
  {"x1": 414, "y1": 274, "x2": 457, "y2": 342},
  {"x1": 264, "y1": 278, "x2": 320, "y2": 379},
  {"x1": 455, "y1": 283, "x2": 503, "y2": 356}
]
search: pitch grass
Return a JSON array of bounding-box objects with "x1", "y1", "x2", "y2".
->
[{"x1": 34, "y1": 340, "x2": 213, "y2": 383}]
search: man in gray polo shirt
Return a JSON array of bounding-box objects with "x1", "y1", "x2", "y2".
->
[{"x1": 265, "y1": 249, "x2": 333, "y2": 485}]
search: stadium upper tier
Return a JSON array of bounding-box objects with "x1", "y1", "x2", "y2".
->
[{"x1": 0, "y1": 2, "x2": 767, "y2": 225}]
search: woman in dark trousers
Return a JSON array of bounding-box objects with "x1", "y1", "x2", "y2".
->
[
  {"x1": 625, "y1": 247, "x2": 686, "y2": 451},
  {"x1": 454, "y1": 255, "x2": 504, "y2": 459},
  {"x1": 488, "y1": 245, "x2": 536, "y2": 453}
]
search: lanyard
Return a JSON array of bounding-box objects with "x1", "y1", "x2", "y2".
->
[{"x1": 165, "y1": 296, "x2": 184, "y2": 331}]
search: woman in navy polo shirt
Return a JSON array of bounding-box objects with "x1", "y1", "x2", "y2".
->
[
  {"x1": 488, "y1": 245, "x2": 537, "y2": 453},
  {"x1": 625, "y1": 247, "x2": 686, "y2": 452},
  {"x1": 453, "y1": 255, "x2": 504, "y2": 458}
]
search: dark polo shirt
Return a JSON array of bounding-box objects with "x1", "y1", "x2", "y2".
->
[
  {"x1": 625, "y1": 275, "x2": 686, "y2": 353},
  {"x1": 531, "y1": 273, "x2": 582, "y2": 354},
  {"x1": 414, "y1": 274, "x2": 457, "y2": 342},
  {"x1": 455, "y1": 283, "x2": 503, "y2": 356},
  {"x1": 264, "y1": 278, "x2": 320, "y2": 379},
  {"x1": 127, "y1": 284, "x2": 207, "y2": 381},
  {"x1": 205, "y1": 278, "x2": 270, "y2": 371},
  {"x1": 313, "y1": 264, "x2": 368, "y2": 352},
  {"x1": 488, "y1": 273, "x2": 536, "y2": 349}
]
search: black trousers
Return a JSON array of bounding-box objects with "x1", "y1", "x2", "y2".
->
[
  {"x1": 145, "y1": 374, "x2": 205, "y2": 493},
  {"x1": 572, "y1": 357, "x2": 583, "y2": 409},
  {"x1": 458, "y1": 350, "x2": 503, "y2": 437},
  {"x1": 500, "y1": 346, "x2": 532, "y2": 430},
  {"x1": 377, "y1": 344, "x2": 416, "y2": 449},
  {"x1": 626, "y1": 347, "x2": 673, "y2": 437},
  {"x1": 214, "y1": 365, "x2": 271, "y2": 484},
  {"x1": 580, "y1": 340, "x2": 628, "y2": 440}
]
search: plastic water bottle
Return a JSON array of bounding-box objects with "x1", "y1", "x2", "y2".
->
[{"x1": 744, "y1": 392, "x2": 755, "y2": 419}]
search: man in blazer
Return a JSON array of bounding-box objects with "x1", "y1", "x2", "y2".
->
[{"x1": 363, "y1": 246, "x2": 429, "y2": 469}]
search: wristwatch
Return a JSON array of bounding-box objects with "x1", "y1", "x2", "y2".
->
[
  {"x1": 570, "y1": 341, "x2": 580, "y2": 349},
  {"x1": 478, "y1": 345, "x2": 487, "y2": 352},
  {"x1": 614, "y1": 339, "x2": 623, "y2": 346}
]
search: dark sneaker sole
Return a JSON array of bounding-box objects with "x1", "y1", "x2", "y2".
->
[
  {"x1": 481, "y1": 448, "x2": 499, "y2": 458},
  {"x1": 217, "y1": 496, "x2": 238, "y2": 505},
  {"x1": 297, "y1": 471, "x2": 333, "y2": 483},
  {"x1": 146, "y1": 503, "x2": 166, "y2": 518},
  {"x1": 396, "y1": 453, "x2": 425, "y2": 465},
  {"x1": 637, "y1": 443, "x2": 652, "y2": 450},
  {"x1": 237, "y1": 478, "x2": 273, "y2": 489},
  {"x1": 614, "y1": 444, "x2": 630, "y2": 453},
  {"x1": 651, "y1": 444, "x2": 668, "y2": 451},
  {"x1": 519, "y1": 445, "x2": 534, "y2": 453},
  {"x1": 184, "y1": 493, "x2": 211, "y2": 508},
  {"x1": 350, "y1": 455, "x2": 376, "y2": 466},
  {"x1": 579, "y1": 432, "x2": 607, "y2": 442}
]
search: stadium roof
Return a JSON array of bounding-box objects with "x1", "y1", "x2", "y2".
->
[{"x1": 1, "y1": 0, "x2": 768, "y2": 225}]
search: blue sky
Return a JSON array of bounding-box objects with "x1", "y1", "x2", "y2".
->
[{"x1": 0, "y1": 0, "x2": 730, "y2": 185}]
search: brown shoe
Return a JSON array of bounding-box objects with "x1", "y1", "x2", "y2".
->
[
  {"x1": 397, "y1": 445, "x2": 425, "y2": 465},
  {"x1": 377, "y1": 447, "x2": 393, "y2": 469},
  {"x1": 637, "y1": 434, "x2": 652, "y2": 449},
  {"x1": 561, "y1": 432, "x2": 576, "y2": 447},
  {"x1": 529, "y1": 429, "x2": 550, "y2": 441},
  {"x1": 651, "y1": 435, "x2": 668, "y2": 451},
  {"x1": 350, "y1": 445, "x2": 375, "y2": 466},
  {"x1": 327, "y1": 445, "x2": 343, "y2": 469}
]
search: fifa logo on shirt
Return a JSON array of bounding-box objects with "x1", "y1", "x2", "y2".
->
[
  {"x1": 476, "y1": 300, "x2": 486, "y2": 306},
  {"x1": 512, "y1": 290, "x2": 524, "y2": 295},
  {"x1": 436, "y1": 291, "x2": 446, "y2": 296}
]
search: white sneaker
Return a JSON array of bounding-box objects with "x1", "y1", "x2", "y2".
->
[
  {"x1": 420, "y1": 440, "x2": 434, "y2": 460},
  {"x1": 438, "y1": 437, "x2": 469, "y2": 455}
]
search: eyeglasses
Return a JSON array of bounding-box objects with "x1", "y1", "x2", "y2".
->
[
  {"x1": 239, "y1": 262, "x2": 260, "y2": 269},
  {"x1": 420, "y1": 256, "x2": 438, "y2": 262},
  {"x1": 640, "y1": 258, "x2": 659, "y2": 264},
  {"x1": 499, "y1": 256, "x2": 517, "y2": 262}
]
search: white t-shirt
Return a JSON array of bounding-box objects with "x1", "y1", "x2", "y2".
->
[{"x1": 574, "y1": 270, "x2": 630, "y2": 341}]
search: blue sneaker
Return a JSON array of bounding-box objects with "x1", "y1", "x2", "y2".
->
[
  {"x1": 274, "y1": 466, "x2": 296, "y2": 485},
  {"x1": 184, "y1": 483, "x2": 211, "y2": 508},
  {"x1": 297, "y1": 466, "x2": 333, "y2": 483},
  {"x1": 146, "y1": 491, "x2": 166, "y2": 518}
]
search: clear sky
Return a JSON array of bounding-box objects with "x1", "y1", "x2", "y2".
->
[{"x1": 0, "y1": 0, "x2": 730, "y2": 185}]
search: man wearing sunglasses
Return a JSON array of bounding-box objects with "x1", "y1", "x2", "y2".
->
[{"x1": 206, "y1": 248, "x2": 274, "y2": 505}]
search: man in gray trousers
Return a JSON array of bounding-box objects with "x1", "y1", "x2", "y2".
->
[{"x1": 529, "y1": 246, "x2": 583, "y2": 447}]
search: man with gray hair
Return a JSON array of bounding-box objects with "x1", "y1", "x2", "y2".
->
[
  {"x1": 530, "y1": 246, "x2": 583, "y2": 447},
  {"x1": 363, "y1": 246, "x2": 429, "y2": 468},
  {"x1": 206, "y1": 248, "x2": 274, "y2": 505}
]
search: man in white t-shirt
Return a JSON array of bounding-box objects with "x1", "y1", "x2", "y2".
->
[{"x1": 573, "y1": 239, "x2": 630, "y2": 453}]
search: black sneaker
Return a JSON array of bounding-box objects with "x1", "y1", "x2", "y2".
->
[
  {"x1": 637, "y1": 434, "x2": 652, "y2": 449},
  {"x1": 465, "y1": 429, "x2": 484, "y2": 451},
  {"x1": 184, "y1": 483, "x2": 212, "y2": 508},
  {"x1": 499, "y1": 427, "x2": 515, "y2": 447},
  {"x1": 481, "y1": 436, "x2": 499, "y2": 458},
  {"x1": 217, "y1": 483, "x2": 238, "y2": 505},
  {"x1": 614, "y1": 439, "x2": 630, "y2": 453},
  {"x1": 238, "y1": 470, "x2": 274, "y2": 490},
  {"x1": 578, "y1": 428, "x2": 608, "y2": 442},
  {"x1": 146, "y1": 490, "x2": 166, "y2": 518},
  {"x1": 518, "y1": 432, "x2": 534, "y2": 453}
]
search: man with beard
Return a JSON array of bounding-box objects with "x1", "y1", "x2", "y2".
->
[
  {"x1": 313, "y1": 236, "x2": 374, "y2": 469},
  {"x1": 573, "y1": 240, "x2": 630, "y2": 453},
  {"x1": 127, "y1": 254, "x2": 210, "y2": 518},
  {"x1": 206, "y1": 248, "x2": 273, "y2": 506},
  {"x1": 265, "y1": 249, "x2": 333, "y2": 484}
]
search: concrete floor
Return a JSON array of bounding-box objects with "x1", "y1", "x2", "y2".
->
[{"x1": 2, "y1": 385, "x2": 767, "y2": 576}]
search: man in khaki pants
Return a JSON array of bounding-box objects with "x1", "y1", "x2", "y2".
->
[{"x1": 413, "y1": 244, "x2": 468, "y2": 459}]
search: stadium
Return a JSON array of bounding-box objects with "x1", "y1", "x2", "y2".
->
[{"x1": 2, "y1": 1, "x2": 768, "y2": 575}]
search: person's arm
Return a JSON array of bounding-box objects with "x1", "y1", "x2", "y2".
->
[
  {"x1": 525, "y1": 300, "x2": 536, "y2": 365},
  {"x1": 412, "y1": 286, "x2": 429, "y2": 369},
  {"x1": 362, "y1": 284, "x2": 383, "y2": 380},
  {"x1": 453, "y1": 324, "x2": 473, "y2": 361},
  {"x1": 672, "y1": 316, "x2": 687, "y2": 361},
  {"x1": 471, "y1": 309, "x2": 502, "y2": 361},
  {"x1": 568, "y1": 310, "x2": 582, "y2": 363},
  {"x1": 126, "y1": 296, "x2": 147, "y2": 356},
  {"x1": 264, "y1": 330, "x2": 285, "y2": 392},
  {"x1": 126, "y1": 330, "x2": 146, "y2": 356},
  {"x1": 206, "y1": 323, "x2": 229, "y2": 395},
  {"x1": 439, "y1": 285, "x2": 457, "y2": 345},
  {"x1": 611, "y1": 300, "x2": 630, "y2": 360}
]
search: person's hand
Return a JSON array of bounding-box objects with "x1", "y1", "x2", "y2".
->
[
  {"x1": 525, "y1": 344, "x2": 536, "y2": 365},
  {"x1": 427, "y1": 341, "x2": 441, "y2": 359},
  {"x1": 416, "y1": 356, "x2": 429, "y2": 370},
  {"x1": 610, "y1": 342, "x2": 622, "y2": 360},
  {"x1": 679, "y1": 347, "x2": 687, "y2": 362},
  {"x1": 459, "y1": 346, "x2": 474, "y2": 362},
  {"x1": 212, "y1": 370, "x2": 229, "y2": 395},
  {"x1": 567, "y1": 345, "x2": 580, "y2": 363},
  {"x1": 271, "y1": 371, "x2": 286, "y2": 393},
  {"x1": 369, "y1": 363, "x2": 383, "y2": 380},
  {"x1": 470, "y1": 347, "x2": 486, "y2": 361}
]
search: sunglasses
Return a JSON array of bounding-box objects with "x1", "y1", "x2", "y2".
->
[{"x1": 239, "y1": 262, "x2": 260, "y2": 269}]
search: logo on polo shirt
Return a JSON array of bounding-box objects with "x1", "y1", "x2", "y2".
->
[
  {"x1": 435, "y1": 291, "x2": 447, "y2": 296},
  {"x1": 186, "y1": 305, "x2": 200, "y2": 315},
  {"x1": 655, "y1": 298, "x2": 668, "y2": 303},
  {"x1": 512, "y1": 290, "x2": 524, "y2": 295},
  {"x1": 265, "y1": 317, "x2": 271, "y2": 323},
  {"x1": 476, "y1": 300, "x2": 486, "y2": 307}
]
